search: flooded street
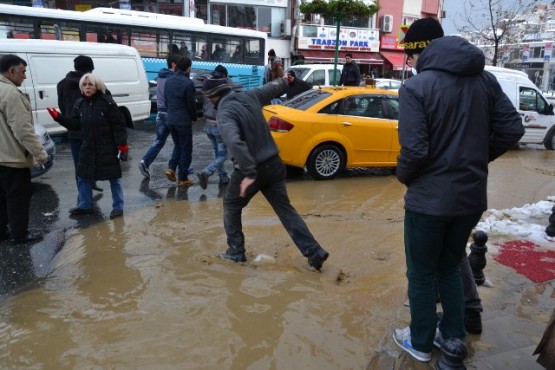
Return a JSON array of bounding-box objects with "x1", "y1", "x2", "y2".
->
[{"x1": 0, "y1": 124, "x2": 554, "y2": 369}]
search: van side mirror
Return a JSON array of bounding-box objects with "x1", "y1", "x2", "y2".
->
[{"x1": 547, "y1": 104, "x2": 554, "y2": 115}]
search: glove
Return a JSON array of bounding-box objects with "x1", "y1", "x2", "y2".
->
[
  {"x1": 47, "y1": 107, "x2": 60, "y2": 121},
  {"x1": 117, "y1": 144, "x2": 129, "y2": 162}
]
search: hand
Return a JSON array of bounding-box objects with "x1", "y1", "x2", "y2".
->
[
  {"x1": 47, "y1": 107, "x2": 60, "y2": 121},
  {"x1": 239, "y1": 177, "x2": 255, "y2": 197},
  {"x1": 117, "y1": 144, "x2": 129, "y2": 162}
]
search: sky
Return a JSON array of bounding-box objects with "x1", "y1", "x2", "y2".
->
[
  {"x1": 476, "y1": 196, "x2": 555, "y2": 253},
  {"x1": 441, "y1": 0, "x2": 541, "y2": 36}
]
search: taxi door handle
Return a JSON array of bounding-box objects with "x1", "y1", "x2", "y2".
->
[{"x1": 342, "y1": 121, "x2": 352, "y2": 126}]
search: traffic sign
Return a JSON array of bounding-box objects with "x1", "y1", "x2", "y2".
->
[{"x1": 398, "y1": 25, "x2": 409, "y2": 46}]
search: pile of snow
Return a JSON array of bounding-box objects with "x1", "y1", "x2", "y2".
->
[{"x1": 476, "y1": 198, "x2": 555, "y2": 250}]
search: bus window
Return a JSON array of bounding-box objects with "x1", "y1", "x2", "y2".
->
[
  {"x1": 192, "y1": 37, "x2": 209, "y2": 61},
  {"x1": 172, "y1": 32, "x2": 194, "y2": 59},
  {"x1": 85, "y1": 24, "x2": 127, "y2": 45},
  {"x1": 245, "y1": 38, "x2": 262, "y2": 65},
  {"x1": 131, "y1": 27, "x2": 168, "y2": 58},
  {"x1": 38, "y1": 20, "x2": 80, "y2": 41},
  {"x1": 0, "y1": 14, "x2": 34, "y2": 39}
]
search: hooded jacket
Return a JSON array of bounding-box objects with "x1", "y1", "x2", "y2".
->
[
  {"x1": 56, "y1": 92, "x2": 127, "y2": 180},
  {"x1": 0, "y1": 75, "x2": 47, "y2": 168},
  {"x1": 156, "y1": 67, "x2": 174, "y2": 112},
  {"x1": 215, "y1": 78, "x2": 286, "y2": 178},
  {"x1": 57, "y1": 70, "x2": 86, "y2": 139},
  {"x1": 396, "y1": 36, "x2": 524, "y2": 216},
  {"x1": 339, "y1": 60, "x2": 361, "y2": 86},
  {"x1": 164, "y1": 71, "x2": 197, "y2": 125}
]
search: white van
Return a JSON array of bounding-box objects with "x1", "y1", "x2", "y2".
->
[
  {"x1": 286, "y1": 64, "x2": 343, "y2": 87},
  {"x1": 486, "y1": 66, "x2": 555, "y2": 149},
  {"x1": 0, "y1": 39, "x2": 151, "y2": 135}
]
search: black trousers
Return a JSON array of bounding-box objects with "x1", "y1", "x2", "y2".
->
[{"x1": 0, "y1": 165, "x2": 32, "y2": 239}]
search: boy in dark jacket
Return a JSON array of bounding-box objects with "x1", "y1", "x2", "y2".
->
[
  {"x1": 339, "y1": 53, "x2": 361, "y2": 86},
  {"x1": 392, "y1": 18, "x2": 524, "y2": 363},
  {"x1": 201, "y1": 70, "x2": 329, "y2": 271},
  {"x1": 164, "y1": 57, "x2": 197, "y2": 187}
]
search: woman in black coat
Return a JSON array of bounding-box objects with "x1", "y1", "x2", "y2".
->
[{"x1": 48, "y1": 73, "x2": 128, "y2": 219}]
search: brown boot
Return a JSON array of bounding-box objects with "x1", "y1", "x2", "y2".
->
[{"x1": 165, "y1": 169, "x2": 176, "y2": 182}]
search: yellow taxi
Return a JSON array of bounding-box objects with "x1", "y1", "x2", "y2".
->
[{"x1": 263, "y1": 86, "x2": 400, "y2": 180}]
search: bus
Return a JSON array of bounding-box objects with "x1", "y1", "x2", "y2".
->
[{"x1": 0, "y1": 4, "x2": 267, "y2": 88}]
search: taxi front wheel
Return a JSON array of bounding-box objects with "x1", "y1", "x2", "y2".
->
[{"x1": 307, "y1": 144, "x2": 345, "y2": 180}]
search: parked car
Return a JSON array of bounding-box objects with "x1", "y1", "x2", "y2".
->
[
  {"x1": 263, "y1": 86, "x2": 399, "y2": 180},
  {"x1": 373, "y1": 78, "x2": 402, "y2": 91},
  {"x1": 285, "y1": 64, "x2": 343, "y2": 87},
  {"x1": 148, "y1": 67, "x2": 243, "y2": 117},
  {"x1": 31, "y1": 123, "x2": 55, "y2": 179}
]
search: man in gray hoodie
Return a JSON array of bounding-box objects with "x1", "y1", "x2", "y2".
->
[{"x1": 201, "y1": 71, "x2": 329, "y2": 271}]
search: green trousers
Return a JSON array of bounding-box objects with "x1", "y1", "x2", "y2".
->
[{"x1": 404, "y1": 210, "x2": 482, "y2": 352}]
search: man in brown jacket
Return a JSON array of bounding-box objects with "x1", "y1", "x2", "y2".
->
[{"x1": 0, "y1": 54, "x2": 47, "y2": 244}]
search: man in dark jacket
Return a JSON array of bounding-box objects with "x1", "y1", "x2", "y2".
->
[
  {"x1": 164, "y1": 57, "x2": 197, "y2": 187},
  {"x1": 339, "y1": 53, "x2": 361, "y2": 86},
  {"x1": 286, "y1": 70, "x2": 312, "y2": 100},
  {"x1": 201, "y1": 71, "x2": 329, "y2": 271},
  {"x1": 57, "y1": 55, "x2": 103, "y2": 192},
  {"x1": 392, "y1": 18, "x2": 524, "y2": 363},
  {"x1": 138, "y1": 54, "x2": 179, "y2": 180}
]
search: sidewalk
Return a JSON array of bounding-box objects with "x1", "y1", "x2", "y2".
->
[{"x1": 370, "y1": 250, "x2": 554, "y2": 369}]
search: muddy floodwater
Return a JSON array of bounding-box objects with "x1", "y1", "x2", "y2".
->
[{"x1": 1, "y1": 141, "x2": 554, "y2": 369}]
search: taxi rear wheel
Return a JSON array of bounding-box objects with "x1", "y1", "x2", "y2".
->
[{"x1": 307, "y1": 144, "x2": 345, "y2": 180}]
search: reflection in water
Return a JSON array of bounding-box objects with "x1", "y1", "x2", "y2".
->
[{"x1": 0, "y1": 177, "x2": 412, "y2": 368}]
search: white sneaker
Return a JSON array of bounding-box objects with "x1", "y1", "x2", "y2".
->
[{"x1": 393, "y1": 327, "x2": 432, "y2": 362}]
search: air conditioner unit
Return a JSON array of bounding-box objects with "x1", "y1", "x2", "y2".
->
[
  {"x1": 281, "y1": 19, "x2": 292, "y2": 36},
  {"x1": 381, "y1": 14, "x2": 393, "y2": 33}
]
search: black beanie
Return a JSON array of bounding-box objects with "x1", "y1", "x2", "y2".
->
[
  {"x1": 202, "y1": 77, "x2": 231, "y2": 98},
  {"x1": 211, "y1": 64, "x2": 228, "y2": 78},
  {"x1": 74, "y1": 55, "x2": 94, "y2": 72},
  {"x1": 404, "y1": 18, "x2": 444, "y2": 55}
]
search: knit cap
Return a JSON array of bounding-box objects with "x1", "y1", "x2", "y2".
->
[
  {"x1": 202, "y1": 77, "x2": 231, "y2": 98},
  {"x1": 403, "y1": 18, "x2": 444, "y2": 55},
  {"x1": 74, "y1": 55, "x2": 94, "y2": 72}
]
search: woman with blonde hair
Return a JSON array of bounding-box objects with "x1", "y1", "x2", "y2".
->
[{"x1": 48, "y1": 73, "x2": 128, "y2": 219}]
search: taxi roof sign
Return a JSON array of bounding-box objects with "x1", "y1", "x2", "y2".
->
[{"x1": 398, "y1": 25, "x2": 409, "y2": 47}]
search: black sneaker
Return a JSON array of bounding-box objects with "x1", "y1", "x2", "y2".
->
[
  {"x1": 219, "y1": 251, "x2": 247, "y2": 262},
  {"x1": 197, "y1": 171, "x2": 209, "y2": 190},
  {"x1": 69, "y1": 207, "x2": 95, "y2": 215},
  {"x1": 308, "y1": 248, "x2": 329, "y2": 271},
  {"x1": 10, "y1": 232, "x2": 43, "y2": 245},
  {"x1": 465, "y1": 310, "x2": 482, "y2": 334},
  {"x1": 110, "y1": 210, "x2": 124, "y2": 219},
  {"x1": 138, "y1": 161, "x2": 150, "y2": 180}
]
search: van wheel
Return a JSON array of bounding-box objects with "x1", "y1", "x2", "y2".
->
[
  {"x1": 306, "y1": 144, "x2": 345, "y2": 180},
  {"x1": 544, "y1": 126, "x2": 555, "y2": 150}
]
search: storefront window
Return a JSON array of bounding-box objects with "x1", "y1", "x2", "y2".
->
[{"x1": 209, "y1": 3, "x2": 285, "y2": 36}]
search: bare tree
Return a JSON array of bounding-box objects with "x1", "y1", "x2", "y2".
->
[{"x1": 454, "y1": 0, "x2": 539, "y2": 66}]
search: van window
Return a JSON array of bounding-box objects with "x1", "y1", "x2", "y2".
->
[
  {"x1": 309, "y1": 69, "x2": 325, "y2": 86},
  {"x1": 328, "y1": 69, "x2": 341, "y2": 85},
  {"x1": 519, "y1": 87, "x2": 548, "y2": 113}
]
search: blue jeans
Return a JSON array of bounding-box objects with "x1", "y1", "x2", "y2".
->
[
  {"x1": 78, "y1": 177, "x2": 124, "y2": 211},
  {"x1": 142, "y1": 112, "x2": 170, "y2": 168},
  {"x1": 223, "y1": 155, "x2": 321, "y2": 258},
  {"x1": 168, "y1": 123, "x2": 193, "y2": 181},
  {"x1": 202, "y1": 124, "x2": 227, "y2": 177},
  {"x1": 404, "y1": 211, "x2": 481, "y2": 352}
]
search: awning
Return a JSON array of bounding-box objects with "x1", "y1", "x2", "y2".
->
[
  {"x1": 298, "y1": 50, "x2": 383, "y2": 65},
  {"x1": 381, "y1": 51, "x2": 406, "y2": 71}
]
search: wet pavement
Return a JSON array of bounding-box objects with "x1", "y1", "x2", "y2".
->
[{"x1": 0, "y1": 121, "x2": 553, "y2": 369}]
